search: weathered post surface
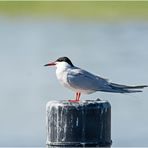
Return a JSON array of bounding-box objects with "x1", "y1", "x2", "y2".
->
[{"x1": 46, "y1": 99, "x2": 112, "y2": 147}]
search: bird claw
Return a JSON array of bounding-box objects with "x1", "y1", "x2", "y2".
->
[{"x1": 68, "y1": 99, "x2": 80, "y2": 103}]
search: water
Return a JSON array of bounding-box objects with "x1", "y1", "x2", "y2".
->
[{"x1": 0, "y1": 16, "x2": 148, "y2": 147}]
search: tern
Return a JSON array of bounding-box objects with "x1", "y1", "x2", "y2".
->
[{"x1": 44, "y1": 57, "x2": 147, "y2": 102}]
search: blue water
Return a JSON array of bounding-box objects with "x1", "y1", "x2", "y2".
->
[{"x1": 0, "y1": 16, "x2": 148, "y2": 147}]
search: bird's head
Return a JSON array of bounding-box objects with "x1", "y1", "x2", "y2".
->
[{"x1": 44, "y1": 57, "x2": 74, "y2": 68}]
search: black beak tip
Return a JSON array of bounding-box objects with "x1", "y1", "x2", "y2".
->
[{"x1": 44, "y1": 64, "x2": 48, "y2": 67}]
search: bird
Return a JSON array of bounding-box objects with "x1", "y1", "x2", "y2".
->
[{"x1": 44, "y1": 56, "x2": 147, "y2": 102}]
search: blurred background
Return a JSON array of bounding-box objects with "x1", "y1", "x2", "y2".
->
[{"x1": 0, "y1": 1, "x2": 148, "y2": 147}]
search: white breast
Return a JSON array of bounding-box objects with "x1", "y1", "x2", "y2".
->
[{"x1": 55, "y1": 62, "x2": 71, "y2": 89}]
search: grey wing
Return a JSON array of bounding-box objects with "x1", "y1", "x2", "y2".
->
[{"x1": 67, "y1": 68, "x2": 110, "y2": 91}]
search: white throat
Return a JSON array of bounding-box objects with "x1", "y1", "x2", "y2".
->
[{"x1": 55, "y1": 61, "x2": 72, "y2": 79}]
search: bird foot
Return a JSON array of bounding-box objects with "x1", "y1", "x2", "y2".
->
[{"x1": 68, "y1": 99, "x2": 80, "y2": 103}]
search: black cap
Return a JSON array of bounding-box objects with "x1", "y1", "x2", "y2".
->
[{"x1": 56, "y1": 57, "x2": 74, "y2": 67}]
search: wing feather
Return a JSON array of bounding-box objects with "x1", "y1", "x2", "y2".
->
[{"x1": 67, "y1": 67, "x2": 109, "y2": 91}]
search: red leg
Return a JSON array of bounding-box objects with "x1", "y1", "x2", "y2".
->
[
  {"x1": 77, "y1": 92, "x2": 81, "y2": 101},
  {"x1": 69, "y1": 92, "x2": 80, "y2": 103},
  {"x1": 76, "y1": 92, "x2": 78, "y2": 100}
]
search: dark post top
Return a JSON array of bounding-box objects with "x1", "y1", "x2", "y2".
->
[{"x1": 46, "y1": 99, "x2": 112, "y2": 147}]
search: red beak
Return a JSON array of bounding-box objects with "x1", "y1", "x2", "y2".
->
[{"x1": 44, "y1": 62, "x2": 56, "y2": 66}]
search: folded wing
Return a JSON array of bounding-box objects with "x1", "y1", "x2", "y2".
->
[{"x1": 67, "y1": 67, "x2": 148, "y2": 93}]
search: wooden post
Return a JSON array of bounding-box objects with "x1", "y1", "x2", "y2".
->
[{"x1": 46, "y1": 99, "x2": 112, "y2": 147}]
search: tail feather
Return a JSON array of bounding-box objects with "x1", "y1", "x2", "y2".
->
[{"x1": 109, "y1": 82, "x2": 148, "y2": 93}]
